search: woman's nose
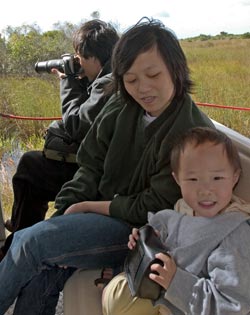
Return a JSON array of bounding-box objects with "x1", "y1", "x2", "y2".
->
[{"x1": 137, "y1": 80, "x2": 151, "y2": 93}]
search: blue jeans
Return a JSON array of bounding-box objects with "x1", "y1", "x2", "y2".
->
[{"x1": 0, "y1": 213, "x2": 131, "y2": 315}]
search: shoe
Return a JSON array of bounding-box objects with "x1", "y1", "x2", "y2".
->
[
  {"x1": 4, "y1": 219, "x2": 14, "y2": 232},
  {"x1": 94, "y1": 266, "x2": 123, "y2": 291},
  {"x1": 94, "y1": 268, "x2": 114, "y2": 290}
]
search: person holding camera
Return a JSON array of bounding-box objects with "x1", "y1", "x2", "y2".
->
[
  {"x1": 0, "y1": 18, "x2": 215, "y2": 315},
  {"x1": 0, "y1": 19, "x2": 119, "y2": 261}
]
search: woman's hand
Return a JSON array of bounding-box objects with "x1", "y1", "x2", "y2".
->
[
  {"x1": 64, "y1": 202, "x2": 86, "y2": 215},
  {"x1": 64, "y1": 201, "x2": 111, "y2": 216},
  {"x1": 149, "y1": 253, "x2": 177, "y2": 290}
]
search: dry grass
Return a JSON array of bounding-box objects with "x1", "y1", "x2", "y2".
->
[{"x1": 181, "y1": 38, "x2": 250, "y2": 136}]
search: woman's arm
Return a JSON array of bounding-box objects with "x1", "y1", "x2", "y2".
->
[
  {"x1": 64, "y1": 200, "x2": 111, "y2": 216},
  {"x1": 53, "y1": 94, "x2": 122, "y2": 215}
]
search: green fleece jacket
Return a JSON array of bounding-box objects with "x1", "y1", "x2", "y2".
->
[{"x1": 54, "y1": 93, "x2": 214, "y2": 225}]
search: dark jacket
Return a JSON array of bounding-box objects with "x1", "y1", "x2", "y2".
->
[
  {"x1": 43, "y1": 61, "x2": 113, "y2": 162},
  {"x1": 54, "y1": 93, "x2": 214, "y2": 224}
]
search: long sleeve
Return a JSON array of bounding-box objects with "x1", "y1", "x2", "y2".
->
[
  {"x1": 109, "y1": 96, "x2": 214, "y2": 225},
  {"x1": 109, "y1": 156, "x2": 180, "y2": 225},
  {"x1": 164, "y1": 221, "x2": 250, "y2": 315},
  {"x1": 60, "y1": 73, "x2": 113, "y2": 143},
  {"x1": 54, "y1": 94, "x2": 124, "y2": 214}
]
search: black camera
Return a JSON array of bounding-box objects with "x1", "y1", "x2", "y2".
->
[{"x1": 35, "y1": 53, "x2": 83, "y2": 76}]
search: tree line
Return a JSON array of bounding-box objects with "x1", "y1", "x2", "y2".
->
[
  {"x1": 0, "y1": 22, "x2": 79, "y2": 76},
  {"x1": 0, "y1": 19, "x2": 249, "y2": 76},
  {"x1": 184, "y1": 31, "x2": 250, "y2": 42}
]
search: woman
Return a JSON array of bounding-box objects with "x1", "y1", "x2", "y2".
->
[{"x1": 0, "y1": 18, "x2": 214, "y2": 315}]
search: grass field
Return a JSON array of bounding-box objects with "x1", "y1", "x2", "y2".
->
[
  {"x1": 0, "y1": 37, "x2": 250, "y2": 217},
  {"x1": 181, "y1": 38, "x2": 250, "y2": 135}
]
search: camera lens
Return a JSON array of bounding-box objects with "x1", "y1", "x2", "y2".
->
[{"x1": 35, "y1": 59, "x2": 64, "y2": 73}]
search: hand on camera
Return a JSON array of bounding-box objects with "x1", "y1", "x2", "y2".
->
[
  {"x1": 149, "y1": 252, "x2": 177, "y2": 290},
  {"x1": 128, "y1": 228, "x2": 139, "y2": 249},
  {"x1": 128, "y1": 227, "x2": 160, "y2": 250},
  {"x1": 51, "y1": 68, "x2": 66, "y2": 79}
]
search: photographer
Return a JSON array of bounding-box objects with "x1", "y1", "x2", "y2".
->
[{"x1": 0, "y1": 19, "x2": 119, "y2": 261}]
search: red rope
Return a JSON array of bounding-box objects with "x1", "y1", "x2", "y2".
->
[
  {"x1": 196, "y1": 102, "x2": 250, "y2": 111},
  {"x1": 0, "y1": 102, "x2": 250, "y2": 121},
  {"x1": 0, "y1": 113, "x2": 62, "y2": 120}
]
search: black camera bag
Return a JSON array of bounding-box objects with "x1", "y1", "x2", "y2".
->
[{"x1": 124, "y1": 224, "x2": 167, "y2": 300}]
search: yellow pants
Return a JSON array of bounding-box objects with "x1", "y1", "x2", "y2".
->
[{"x1": 102, "y1": 273, "x2": 171, "y2": 315}]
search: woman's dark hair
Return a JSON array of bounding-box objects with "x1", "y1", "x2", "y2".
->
[
  {"x1": 112, "y1": 17, "x2": 193, "y2": 104},
  {"x1": 73, "y1": 19, "x2": 119, "y2": 67}
]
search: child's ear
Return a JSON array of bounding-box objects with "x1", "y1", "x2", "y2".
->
[
  {"x1": 172, "y1": 171, "x2": 180, "y2": 186},
  {"x1": 233, "y1": 168, "x2": 241, "y2": 187}
]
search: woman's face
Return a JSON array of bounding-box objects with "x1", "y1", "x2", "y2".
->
[{"x1": 123, "y1": 46, "x2": 175, "y2": 117}]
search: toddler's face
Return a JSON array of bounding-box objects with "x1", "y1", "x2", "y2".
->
[{"x1": 173, "y1": 141, "x2": 240, "y2": 217}]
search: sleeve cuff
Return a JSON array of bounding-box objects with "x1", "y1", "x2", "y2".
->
[{"x1": 164, "y1": 267, "x2": 198, "y2": 313}]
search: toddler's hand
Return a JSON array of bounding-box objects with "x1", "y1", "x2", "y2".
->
[
  {"x1": 128, "y1": 228, "x2": 139, "y2": 250},
  {"x1": 149, "y1": 252, "x2": 176, "y2": 290}
]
